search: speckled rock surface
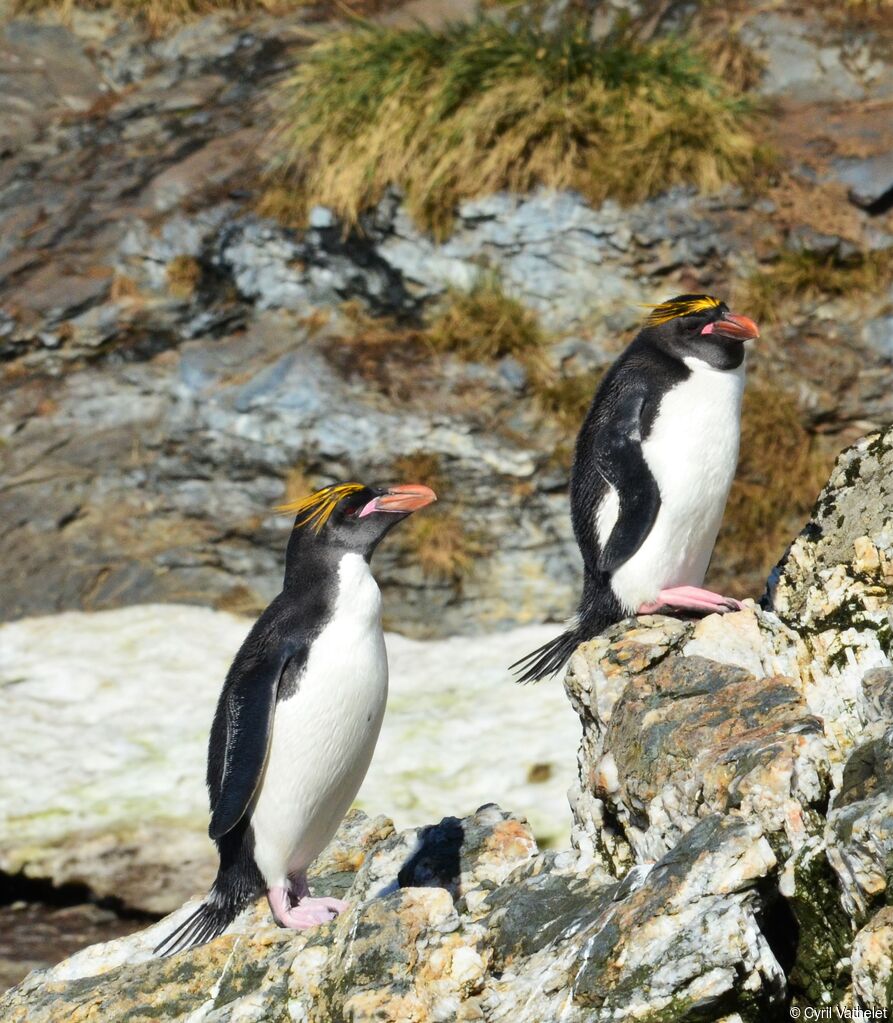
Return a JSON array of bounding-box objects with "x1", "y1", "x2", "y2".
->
[
  {"x1": 564, "y1": 427, "x2": 893, "y2": 1011},
  {"x1": 852, "y1": 906, "x2": 893, "y2": 1010},
  {"x1": 0, "y1": 808, "x2": 790, "y2": 1023},
  {"x1": 769, "y1": 429, "x2": 893, "y2": 760},
  {"x1": 825, "y1": 726, "x2": 893, "y2": 921}
]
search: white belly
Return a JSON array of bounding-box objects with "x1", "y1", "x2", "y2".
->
[
  {"x1": 610, "y1": 357, "x2": 744, "y2": 611},
  {"x1": 250, "y1": 554, "x2": 388, "y2": 885}
]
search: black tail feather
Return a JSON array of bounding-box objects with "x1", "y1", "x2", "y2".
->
[
  {"x1": 511, "y1": 574, "x2": 622, "y2": 684},
  {"x1": 153, "y1": 888, "x2": 245, "y2": 958},
  {"x1": 510, "y1": 624, "x2": 583, "y2": 684}
]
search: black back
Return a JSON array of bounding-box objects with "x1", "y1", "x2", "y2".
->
[{"x1": 570, "y1": 297, "x2": 745, "y2": 584}]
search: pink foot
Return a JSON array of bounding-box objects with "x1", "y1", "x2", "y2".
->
[
  {"x1": 298, "y1": 895, "x2": 348, "y2": 914},
  {"x1": 267, "y1": 886, "x2": 348, "y2": 931},
  {"x1": 638, "y1": 585, "x2": 743, "y2": 616}
]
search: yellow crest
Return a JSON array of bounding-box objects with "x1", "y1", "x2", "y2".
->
[
  {"x1": 276, "y1": 482, "x2": 365, "y2": 533},
  {"x1": 642, "y1": 295, "x2": 722, "y2": 328}
]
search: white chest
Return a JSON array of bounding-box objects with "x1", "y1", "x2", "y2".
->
[
  {"x1": 643, "y1": 358, "x2": 744, "y2": 515},
  {"x1": 250, "y1": 553, "x2": 388, "y2": 884},
  {"x1": 609, "y1": 358, "x2": 745, "y2": 609}
]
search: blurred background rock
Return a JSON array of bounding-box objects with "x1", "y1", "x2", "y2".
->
[{"x1": 0, "y1": 0, "x2": 891, "y2": 994}]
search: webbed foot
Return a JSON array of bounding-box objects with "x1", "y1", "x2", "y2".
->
[{"x1": 638, "y1": 585, "x2": 743, "y2": 616}]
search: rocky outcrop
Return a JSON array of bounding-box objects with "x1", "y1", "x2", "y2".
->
[
  {"x1": 0, "y1": 806, "x2": 790, "y2": 1023},
  {"x1": 565, "y1": 427, "x2": 893, "y2": 1011},
  {"x1": 4, "y1": 431, "x2": 892, "y2": 1018}
]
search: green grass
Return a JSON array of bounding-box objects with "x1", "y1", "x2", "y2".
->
[{"x1": 264, "y1": 16, "x2": 764, "y2": 236}]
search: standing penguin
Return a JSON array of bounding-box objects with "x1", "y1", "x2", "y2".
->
[
  {"x1": 513, "y1": 294, "x2": 759, "y2": 684},
  {"x1": 155, "y1": 481, "x2": 436, "y2": 956}
]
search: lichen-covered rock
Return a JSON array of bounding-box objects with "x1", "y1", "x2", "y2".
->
[
  {"x1": 768, "y1": 429, "x2": 893, "y2": 760},
  {"x1": 564, "y1": 606, "x2": 818, "y2": 870},
  {"x1": 564, "y1": 427, "x2": 893, "y2": 1012},
  {"x1": 598, "y1": 650, "x2": 830, "y2": 861},
  {"x1": 825, "y1": 727, "x2": 893, "y2": 921},
  {"x1": 0, "y1": 809, "x2": 790, "y2": 1023},
  {"x1": 485, "y1": 815, "x2": 783, "y2": 1023}
]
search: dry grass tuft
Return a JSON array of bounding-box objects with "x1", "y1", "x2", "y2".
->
[
  {"x1": 265, "y1": 17, "x2": 764, "y2": 236},
  {"x1": 165, "y1": 255, "x2": 202, "y2": 299},
  {"x1": 390, "y1": 451, "x2": 446, "y2": 495},
  {"x1": 10, "y1": 0, "x2": 311, "y2": 32},
  {"x1": 400, "y1": 508, "x2": 485, "y2": 585},
  {"x1": 535, "y1": 367, "x2": 605, "y2": 431},
  {"x1": 426, "y1": 277, "x2": 549, "y2": 371},
  {"x1": 712, "y1": 379, "x2": 834, "y2": 596},
  {"x1": 326, "y1": 279, "x2": 554, "y2": 396},
  {"x1": 697, "y1": 30, "x2": 765, "y2": 94},
  {"x1": 744, "y1": 248, "x2": 893, "y2": 324},
  {"x1": 388, "y1": 453, "x2": 484, "y2": 586}
]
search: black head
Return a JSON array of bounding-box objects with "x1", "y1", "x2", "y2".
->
[
  {"x1": 278, "y1": 481, "x2": 437, "y2": 571},
  {"x1": 639, "y1": 294, "x2": 760, "y2": 370}
]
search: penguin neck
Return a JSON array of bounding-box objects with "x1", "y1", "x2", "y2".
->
[
  {"x1": 282, "y1": 528, "x2": 372, "y2": 592},
  {"x1": 640, "y1": 330, "x2": 746, "y2": 372}
]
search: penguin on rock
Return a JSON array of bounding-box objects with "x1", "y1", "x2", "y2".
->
[
  {"x1": 155, "y1": 481, "x2": 436, "y2": 956},
  {"x1": 512, "y1": 294, "x2": 760, "y2": 684}
]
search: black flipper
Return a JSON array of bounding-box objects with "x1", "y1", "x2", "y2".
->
[
  {"x1": 593, "y1": 439, "x2": 661, "y2": 575},
  {"x1": 570, "y1": 380, "x2": 661, "y2": 579},
  {"x1": 208, "y1": 619, "x2": 306, "y2": 841}
]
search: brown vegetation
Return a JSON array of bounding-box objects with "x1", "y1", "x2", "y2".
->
[
  {"x1": 165, "y1": 255, "x2": 202, "y2": 299},
  {"x1": 9, "y1": 0, "x2": 310, "y2": 32},
  {"x1": 712, "y1": 379, "x2": 834, "y2": 596},
  {"x1": 744, "y1": 248, "x2": 893, "y2": 323},
  {"x1": 535, "y1": 368, "x2": 605, "y2": 431},
  {"x1": 265, "y1": 16, "x2": 764, "y2": 236},
  {"x1": 390, "y1": 451, "x2": 445, "y2": 495},
  {"x1": 399, "y1": 508, "x2": 486, "y2": 586},
  {"x1": 426, "y1": 277, "x2": 549, "y2": 376}
]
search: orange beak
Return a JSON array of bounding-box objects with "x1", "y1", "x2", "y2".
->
[
  {"x1": 359, "y1": 483, "x2": 437, "y2": 518},
  {"x1": 702, "y1": 313, "x2": 760, "y2": 341}
]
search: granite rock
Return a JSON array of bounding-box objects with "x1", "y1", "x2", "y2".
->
[{"x1": 0, "y1": 809, "x2": 789, "y2": 1023}]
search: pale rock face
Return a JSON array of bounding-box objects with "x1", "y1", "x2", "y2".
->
[
  {"x1": 0, "y1": 608, "x2": 579, "y2": 912},
  {"x1": 768, "y1": 430, "x2": 893, "y2": 763},
  {"x1": 564, "y1": 428, "x2": 893, "y2": 1009},
  {"x1": 852, "y1": 907, "x2": 893, "y2": 1010}
]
